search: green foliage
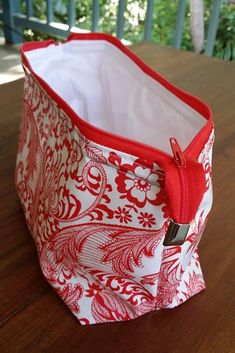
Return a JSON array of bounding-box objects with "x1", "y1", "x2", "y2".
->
[
  {"x1": 21, "y1": 0, "x2": 235, "y2": 61},
  {"x1": 214, "y1": 3, "x2": 235, "y2": 60}
]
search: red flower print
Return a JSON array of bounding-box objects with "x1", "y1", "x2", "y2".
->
[
  {"x1": 86, "y1": 283, "x2": 102, "y2": 298},
  {"x1": 114, "y1": 207, "x2": 132, "y2": 224},
  {"x1": 54, "y1": 109, "x2": 73, "y2": 138},
  {"x1": 115, "y1": 163, "x2": 164, "y2": 208},
  {"x1": 43, "y1": 166, "x2": 60, "y2": 212},
  {"x1": 138, "y1": 212, "x2": 156, "y2": 228},
  {"x1": 66, "y1": 139, "x2": 82, "y2": 176}
]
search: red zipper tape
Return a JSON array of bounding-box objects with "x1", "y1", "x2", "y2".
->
[{"x1": 166, "y1": 138, "x2": 206, "y2": 224}]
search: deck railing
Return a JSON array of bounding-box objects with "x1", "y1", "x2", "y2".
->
[{"x1": 1, "y1": 0, "x2": 223, "y2": 57}]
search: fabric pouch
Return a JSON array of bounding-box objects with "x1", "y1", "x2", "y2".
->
[{"x1": 16, "y1": 33, "x2": 214, "y2": 325}]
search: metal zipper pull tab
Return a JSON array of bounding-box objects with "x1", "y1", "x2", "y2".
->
[
  {"x1": 163, "y1": 220, "x2": 190, "y2": 246},
  {"x1": 170, "y1": 137, "x2": 186, "y2": 167}
]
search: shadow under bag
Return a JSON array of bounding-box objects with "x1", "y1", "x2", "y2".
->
[{"x1": 16, "y1": 33, "x2": 214, "y2": 325}]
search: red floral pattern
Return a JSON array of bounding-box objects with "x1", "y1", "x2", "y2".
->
[
  {"x1": 15, "y1": 71, "x2": 214, "y2": 325},
  {"x1": 115, "y1": 161, "x2": 165, "y2": 208},
  {"x1": 114, "y1": 207, "x2": 132, "y2": 224},
  {"x1": 137, "y1": 212, "x2": 156, "y2": 228}
]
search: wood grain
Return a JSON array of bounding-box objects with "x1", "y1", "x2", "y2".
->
[{"x1": 0, "y1": 44, "x2": 235, "y2": 353}]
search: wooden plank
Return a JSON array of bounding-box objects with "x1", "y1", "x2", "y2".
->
[{"x1": 0, "y1": 291, "x2": 88, "y2": 353}]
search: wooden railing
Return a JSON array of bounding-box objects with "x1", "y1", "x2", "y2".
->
[{"x1": 0, "y1": 0, "x2": 223, "y2": 57}]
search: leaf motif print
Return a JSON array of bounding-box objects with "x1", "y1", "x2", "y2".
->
[
  {"x1": 135, "y1": 300, "x2": 156, "y2": 315},
  {"x1": 82, "y1": 138, "x2": 107, "y2": 163},
  {"x1": 187, "y1": 210, "x2": 208, "y2": 245},
  {"x1": 153, "y1": 245, "x2": 182, "y2": 308},
  {"x1": 100, "y1": 222, "x2": 168, "y2": 275},
  {"x1": 26, "y1": 103, "x2": 42, "y2": 182},
  {"x1": 181, "y1": 210, "x2": 208, "y2": 271},
  {"x1": 83, "y1": 266, "x2": 155, "y2": 305},
  {"x1": 140, "y1": 272, "x2": 159, "y2": 286},
  {"x1": 55, "y1": 283, "x2": 83, "y2": 314},
  {"x1": 18, "y1": 100, "x2": 30, "y2": 153},
  {"x1": 183, "y1": 272, "x2": 205, "y2": 299},
  {"x1": 155, "y1": 261, "x2": 181, "y2": 308},
  {"x1": 40, "y1": 224, "x2": 95, "y2": 285},
  {"x1": 90, "y1": 289, "x2": 135, "y2": 323}
]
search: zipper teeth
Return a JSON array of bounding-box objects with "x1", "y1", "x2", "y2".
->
[
  {"x1": 178, "y1": 167, "x2": 189, "y2": 224},
  {"x1": 99, "y1": 130, "x2": 172, "y2": 159}
]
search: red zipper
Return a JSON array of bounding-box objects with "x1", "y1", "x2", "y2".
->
[
  {"x1": 168, "y1": 137, "x2": 206, "y2": 225},
  {"x1": 170, "y1": 138, "x2": 188, "y2": 224}
]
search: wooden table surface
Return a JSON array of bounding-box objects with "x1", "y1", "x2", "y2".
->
[{"x1": 0, "y1": 43, "x2": 235, "y2": 353}]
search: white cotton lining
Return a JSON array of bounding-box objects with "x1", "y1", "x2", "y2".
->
[{"x1": 25, "y1": 40, "x2": 206, "y2": 154}]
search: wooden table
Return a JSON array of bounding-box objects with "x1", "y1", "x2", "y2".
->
[{"x1": 0, "y1": 44, "x2": 235, "y2": 353}]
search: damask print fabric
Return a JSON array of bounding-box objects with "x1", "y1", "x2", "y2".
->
[{"x1": 16, "y1": 33, "x2": 214, "y2": 325}]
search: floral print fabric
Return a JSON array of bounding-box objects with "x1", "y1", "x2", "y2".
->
[{"x1": 15, "y1": 72, "x2": 214, "y2": 325}]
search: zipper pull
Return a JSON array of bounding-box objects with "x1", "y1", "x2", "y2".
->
[{"x1": 170, "y1": 137, "x2": 186, "y2": 167}]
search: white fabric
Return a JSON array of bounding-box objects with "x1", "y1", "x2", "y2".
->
[{"x1": 25, "y1": 40, "x2": 206, "y2": 154}]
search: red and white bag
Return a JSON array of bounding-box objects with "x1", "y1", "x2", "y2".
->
[{"x1": 16, "y1": 33, "x2": 214, "y2": 325}]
